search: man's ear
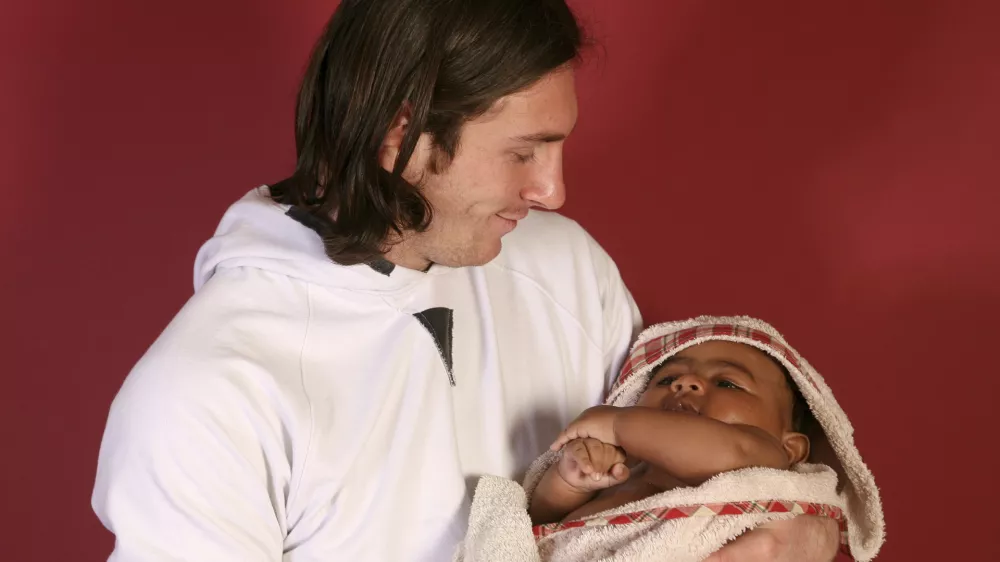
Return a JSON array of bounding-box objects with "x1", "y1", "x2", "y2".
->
[
  {"x1": 379, "y1": 102, "x2": 414, "y2": 173},
  {"x1": 781, "y1": 432, "x2": 811, "y2": 466}
]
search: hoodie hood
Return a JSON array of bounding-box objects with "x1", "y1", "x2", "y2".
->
[{"x1": 193, "y1": 187, "x2": 445, "y2": 294}]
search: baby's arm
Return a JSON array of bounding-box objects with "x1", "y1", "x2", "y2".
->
[
  {"x1": 528, "y1": 464, "x2": 594, "y2": 525},
  {"x1": 616, "y1": 407, "x2": 789, "y2": 484},
  {"x1": 528, "y1": 438, "x2": 628, "y2": 525},
  {"x1": 551, "y1": 406, "x2": 789, "y2": 486}
]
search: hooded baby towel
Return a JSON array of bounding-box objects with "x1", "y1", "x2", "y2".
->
[{"x1": 455, "y1": 316, "x2": 885, "y2": 562}]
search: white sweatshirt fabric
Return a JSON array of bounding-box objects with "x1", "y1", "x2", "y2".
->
[{"x1": 91, "y1": 186, "x2": 641, "y2": 562}]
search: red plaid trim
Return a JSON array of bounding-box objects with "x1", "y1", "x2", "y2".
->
[
  {"x1": 532, "y1": 500, "x2": 848, "y2": 549},
  {"x1": 616, "y1": 324, "x2": 820, "y2": 392}
]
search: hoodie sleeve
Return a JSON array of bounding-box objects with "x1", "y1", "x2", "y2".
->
[
  {"x1": 583, "y1": 231, "x2": 643, "y2": 394},
  {"x1": 92, "y1": 361, "x2": 293, "y2": 562}
]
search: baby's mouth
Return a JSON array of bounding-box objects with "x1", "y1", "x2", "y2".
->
[{"x1": 665, "y1": 401, "x2": 700, "y2": 415}]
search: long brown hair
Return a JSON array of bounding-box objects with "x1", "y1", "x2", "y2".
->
[{"x1": 270, "y1": 0, "x2": 584, "y2": 265}]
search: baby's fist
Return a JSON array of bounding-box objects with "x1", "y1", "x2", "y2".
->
[{"x1": 556, "y1": 438, "x2": 630, "y2": 493}]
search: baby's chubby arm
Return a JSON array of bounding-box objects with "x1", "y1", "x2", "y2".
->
[
  {"x1": 528, "y1": 438, "x2": 629, "y2": 525},
  {"x1": 550, "y1": 406, "x2": 790, "y2": 486}
]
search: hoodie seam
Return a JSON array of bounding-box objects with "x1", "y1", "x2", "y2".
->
[
  {"x1": 485, "y1": 261, "x2": 601, "y2": 355},
  {"x1": 285, "y1": 283, "x2": 317, "y2": 520}
]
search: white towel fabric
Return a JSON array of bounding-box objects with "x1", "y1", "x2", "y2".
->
[
  {"x1": 455, "y1": 316, "x2": 885, "y2": 562},
  {"x1": 460, "y1": 463, "x2": 843, "y2": 562}
]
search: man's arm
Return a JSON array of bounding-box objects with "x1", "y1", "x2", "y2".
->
[
  {"x1": 92, "y1": 366, "x2": 290, "y2": 561},
  {"x1": 583, "y1": 229, "x2": 643, "y2": 392},
  {"x1": 703, "y1": 517, "x2": 841, "y2": 562}
]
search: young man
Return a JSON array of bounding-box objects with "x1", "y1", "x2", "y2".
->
[{"x1": 91, "y1": 1, "x2": 838, "y2": 560}]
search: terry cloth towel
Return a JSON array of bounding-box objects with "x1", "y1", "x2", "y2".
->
[{"x1": 455, "y1": 316, "x2": 885, "y2": 562}]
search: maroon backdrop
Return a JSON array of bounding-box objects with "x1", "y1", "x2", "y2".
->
[{"x1": 3, "y1": 1, "x2": 999, "y2": 560}]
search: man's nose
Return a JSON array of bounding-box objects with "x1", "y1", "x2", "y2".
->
[
  {"x1": 522, "y1": 150, "x2": 566, "y2": 210},
  {"x1": 671, "y1": 373, "x2": 705, "y2": 395}
]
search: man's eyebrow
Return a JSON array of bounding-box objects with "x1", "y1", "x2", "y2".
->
[{"x1": 510, "y1": 132, "x2": 567, "y2": 144}]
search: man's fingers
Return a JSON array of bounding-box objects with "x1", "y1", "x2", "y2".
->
[
  {"x1": 584, "y1": 439, "x2": 620, "y2": 481},
  {"x1": 567, "y1": 440, "x2": 595, "y2": 474},
  {"x1": 581, "y1": 438, "x2": 605, "y2": 467},
  {"x1": 560, "y1": 439, "x2": 596, "y2": 478},
  {"x1": 585, "y1": 439, "x2": 624, "y2": 470},
  {"x1": 612, "y1": 446, "x2": 627, "y2": 466},
  {"x1": 610, "y1": 462, "x2": 629, "y2": 482}
]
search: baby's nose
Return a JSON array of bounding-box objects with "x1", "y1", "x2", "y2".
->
[{"x1": 671, "y1": 375, "x2": 704, "y2": 394}]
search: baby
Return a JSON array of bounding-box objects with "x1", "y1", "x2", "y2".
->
[
  {"x1": 454, "y1": 317, "x2": 884, "y2": 562},
  {"x1": 529, "y1": 339, "x2": 812, "y2": 525}
]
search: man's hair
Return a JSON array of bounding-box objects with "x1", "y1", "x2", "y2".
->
[{"x1": 270, "y1": 0, "x2": 585, "y2": 265}]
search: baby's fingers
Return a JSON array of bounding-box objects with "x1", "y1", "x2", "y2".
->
[{"x1": 550, "y1": 432, "x2": 572, "y2": 451}]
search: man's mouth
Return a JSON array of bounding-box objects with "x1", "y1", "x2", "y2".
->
[
  {"x1": 497, "y1": 210, "x2": 529, "y2": 222},
  {"x1": 495, "y1": 211, "x2": 528, "y2": 234}
]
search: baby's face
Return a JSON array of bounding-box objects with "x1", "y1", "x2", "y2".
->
[{"x1": 635, "y1": 341, "x2": 795, "y2": 440}]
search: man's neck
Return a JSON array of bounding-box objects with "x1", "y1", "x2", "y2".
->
[{"x1": 382, "y1": 238, "x2": 432, "y2": 272}]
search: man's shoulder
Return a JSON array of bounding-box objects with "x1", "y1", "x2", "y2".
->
[
  {"x1": 506, "y1": 209, "x2": 588, "y2": 245},
  {"x1": 492, "y1": 210, "x2": 616, "y2": 283},
  {"x1": 114, "y1": 267, "x2": 313, "y2": 425}
]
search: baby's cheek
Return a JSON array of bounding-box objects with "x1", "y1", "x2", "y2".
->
[
  {"x1": 730, "y1": 404, "x2": 783, "y2": 435},
  {"x1": 634, "y1": 388, "x2": 659, "y2": 408},
  {"x1": 709, "y1": 401, "x2": 760, "y2": 426},
  {"x1": 708, "y1": 410, "x2": 744, "y2": 425}
]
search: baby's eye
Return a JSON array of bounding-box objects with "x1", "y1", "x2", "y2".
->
[
  {"x1": 657, "y1": 375, "x2": 677, "y2": 386},
  {"x1": 716, "y1": 379, "x2": 743, "y2": 390}
]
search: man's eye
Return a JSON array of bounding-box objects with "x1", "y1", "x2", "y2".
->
[
  {"x1": 513, "y1": 152, "x2": 536, "y2": 163},
  {"x1": 717, "y1": 379, "x2": 743, "y2": 390}
]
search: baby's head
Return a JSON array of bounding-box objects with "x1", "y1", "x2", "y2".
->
[
  {"x1": 635, "y1": 340, "x2": 811, "y2": 465},
  {"x1": 604, "y1": 317, "x2": 886, "y2": 559}
]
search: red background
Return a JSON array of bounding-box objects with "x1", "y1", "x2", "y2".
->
[{"x1": 3, "y1": 1, "x2": 999, "y2": 560}]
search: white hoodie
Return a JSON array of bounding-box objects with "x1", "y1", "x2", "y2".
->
[{"x1": 92, "y1": 187, "x2": 641, "y2": 561}]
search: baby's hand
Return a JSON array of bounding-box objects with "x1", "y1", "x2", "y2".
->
[
  {"x1": 550, "y1": 405, "x2": 621, "y2": 451},
  {"x1": 556, "y1": 438, "x2": 630, "y2": 492}
]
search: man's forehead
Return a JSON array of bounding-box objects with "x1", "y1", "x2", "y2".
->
[{"x1": 474, "y1": 68, "x2": 578, "y2": 133}]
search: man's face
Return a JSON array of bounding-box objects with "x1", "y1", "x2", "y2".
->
[
  {"x1": 635, "y1": 341, "x2": 796, "y2": 440},
  {"x1": 389, "y1": 67, "x2": 578, "y2": 269}
]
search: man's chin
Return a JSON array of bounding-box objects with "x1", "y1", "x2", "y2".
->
[
  {"x1": 476, "y1": 239, "x2": 504, "y2": 265},
  {"x1": 436, "y1": 240, "x2": 503, "y2": 268}
]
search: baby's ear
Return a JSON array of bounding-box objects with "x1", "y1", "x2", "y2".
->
[{"x1": 781, "y1": 432, "x2": 811, "y2": 466}]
